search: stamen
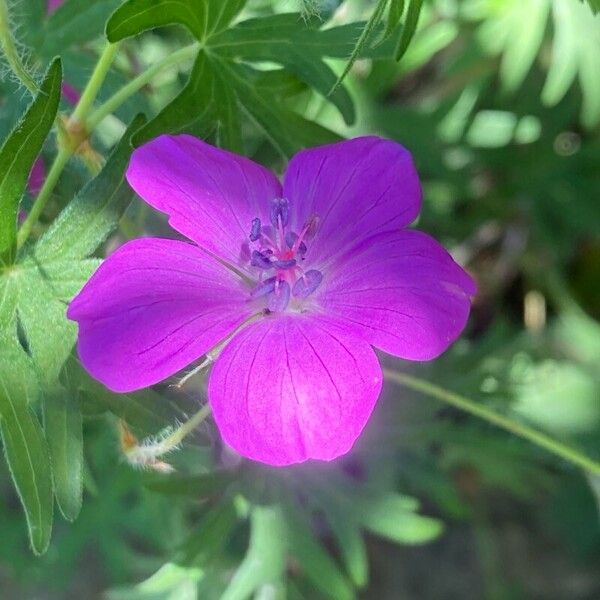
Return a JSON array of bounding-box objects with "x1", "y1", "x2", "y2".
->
[
  {"x1": 251, "y1": 276, "x2": 276, "y2": 298},
  {"x1": 302, "y1": 214, "x2": 320, "y2": 240},
  {"x1": 270, "y1": 197, "x2": 289, "y2": 228},
  {"x1": 268, "y1": 280, "x2": 291, "y2": 312},
  {"x1": 272, "y1": 258, "x2": 297, "y2": 269},
  {"x1": 249, "y1": 217, "x2": 261, "y2": 241},
  {"x1": 251, "y1": 250, "x2": 273, "y2": 269},
  {"x1": 285, "y1": 231, "x2": 307, "y2": 258},
  {"x1": 292, "y1": 269, "x2": 323, "y2": 298}
]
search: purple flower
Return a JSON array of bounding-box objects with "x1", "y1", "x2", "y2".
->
[{"x1": 67, "y1": 135, "x2": 476, "y2": 466}]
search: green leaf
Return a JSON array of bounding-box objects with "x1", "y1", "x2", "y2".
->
[
  {"x1": 386, "y1": 0, "x2": 406, "y2": 37},
  {"x1": 358, "y1": 494, "x2": 444, "y2": 545},
  {"x1": 211, "y1": 13, "x2": 355, "y2": 124},
  {"x1": 284, "y1": 509, "x2": 355, "y2": 600},
  {"x1": 0, "y1": 58, "x2": 61, "y2": 264},
  {"x1": 40, "y1": 0, "x2": 121, "y2": 57},
  {"x1": 106, "y1": 0, "x2": 246, "y2": 42},
  {"x1": 135, "y1": 51, "x2": 340, "y2": 157},
  {"x1": 325, "y1": 511, "x2": 368, "y2": 589},
  {"x1": 177, "y1": 499, "x2": 240, "y2": 566},
  {"x1": 542, "y1": 0, "x2": 600, "y2": 127},
  {"x1": 0, "y1": 334, "x2": 53, "y2": 555},
  {"x1": 221, "y1": 505, "x2": 287, "y2": 600},
  {"x1": 395, "y1": 0, "x2": 424, "y2": 61},
  {"x1": 584, "y1": 0, "x2": 600, "y2": 15},
  {"x1": 43, "y1": 385, "x2": 83, "y2": 521}
]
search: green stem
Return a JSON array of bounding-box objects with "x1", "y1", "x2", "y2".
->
[
  {"x1": 86, "y1": 42, "x2": 199, "y2": 131},
  {"x1": 0, "y1": 0, "x2": 38, "y2": 94},
  {"x1": 16, "y1": 42, "x2": 120, "y2": 250},
  {"x1": 384, "y1": 370, "x2": 600, "y2": 476},
  {"x1": 16, "y1": 147, "x2": 70, "y2": 248},
  {"x1": 70, "y1": 42, "x2": 121, "y2": 124}
]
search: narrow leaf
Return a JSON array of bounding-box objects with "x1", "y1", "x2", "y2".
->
[
  {"x1": 385, "y1": 0, "x2": 406, "y2": 38},
  {"x1": 395, "y1": 0, "x2": 424, "y2": 61},
  {"x1": 0, "y1": 335, "x2": 53, "y2": 555},
  {"x1": 330, "y1": 0, "x2": 389, "y2": 93},
  {"x1": 0, "y1": 58, "x2": 61, "y2": 263},
  {"x1": 44, "y1": 385, "x2": 83, "y2": 521}
]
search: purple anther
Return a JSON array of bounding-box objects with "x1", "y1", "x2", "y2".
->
[
  {"x1": 272, "y1": 258, "x2": 297, "y2": 269},
  {"x1": 268, "y1": 281, "x2": 291, "y2": 312},
  {"x1": 285, "y1": 231, "x2": 307, "y2": 257},
  {"x1": 292, "y1": 269, "x2": 323, "y2": 298},
  {"x1": 249, "y1": 218, "x2": 261, "y2": 241},
  {"x1": 270, "y1": 197, "x2": 290, "y2": 228},
  {"x1": 250, "y1": 277, "x2": 276, "y2": 298},
  {"x1": 250, "y1": 250, "x2": 273, "y2": 269}
]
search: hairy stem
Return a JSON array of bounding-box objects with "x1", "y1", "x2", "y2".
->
[
  {"x1": 16, "y1": 42, "x2": 120, "y2": 249},
  {"x1": 0, "y1": 0, "x2": 38, "y2": 93},
  {"x1": 384, "y1": 370, "x2": 600, "y2": 476}
]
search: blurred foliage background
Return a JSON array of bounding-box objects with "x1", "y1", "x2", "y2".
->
[{"x1": 1, "y1": 0, "x2": 599, "y2": 598}]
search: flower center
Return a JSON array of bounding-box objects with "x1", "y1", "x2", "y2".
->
[{"x1": 246, "y1": 197, "x2": 322, "y2": 312}]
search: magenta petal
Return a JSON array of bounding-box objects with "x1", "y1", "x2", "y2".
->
[
  {"x1": 67, "y1": 238, "x2": 254, "y2": 392},
  {"x1": 282, "y1": 136, "x2": 422, "y2": 266},
  {"x1": 208, "y1": 316, "x2": 382, "y2": 466},
  {"x1": 126, "y1": 135, "x2": 282, "y2": 266},
  {"x1": 318, "y1": 230, "x2": 476, "y2": 361}
]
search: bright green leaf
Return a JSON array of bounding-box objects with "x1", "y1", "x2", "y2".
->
[
  {"x1": 395, "y1": 0, "x2": 424, "y2": 61},
  {"x1": 0, "y1": 58, "x2": 61, "y2": 264},
  {"x1": 358, "y1": 494, "x2": 444, "y2": 545}
]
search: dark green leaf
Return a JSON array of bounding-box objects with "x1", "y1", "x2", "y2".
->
[
  {"x1": 177, "y1": 499, "x2": 239, "y2": 566},
  {"x1": 211, "y1": 13, "x2": 355, "y2": 124},
  {"x1": 0, "y1": 335, "x2": 53, "y2": 555},
  {"x1": 395, "y1": 0, "x2": 424, "y2": 61},
  {"x1": 106, "y1": 0, "x2": 246, "y2": 42},
  {"x1": 0, "y1": 59, "x2": 61, "y2": 264},
  {"x1": 43, "y1": 385, "x2": 83, "y2": 522}
]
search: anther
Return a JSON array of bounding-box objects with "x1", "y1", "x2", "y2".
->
[
  {"x1": 270, "y1": 197, "x2": 290, "y2": 228},
  {"x1": 292, "y1": 270, "x2": 323, "y2": 298},
  {"x1": 250, "y1": 250, "x2": 273, "y2": 269},
  {"x1": 251, "y1": 277, "x2": 276, "y2": 298},
  {"x1": 272, "y1": 258, "x2": 297, "y2": 269},
  {"x1": 249, "y1": 217, "x2": 261, "y2": 241}
]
